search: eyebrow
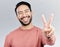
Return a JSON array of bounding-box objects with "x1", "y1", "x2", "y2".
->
[
  {"x1": 24, "y1": 9, "x2": 30, "y2": 11},
  {"x1": 18, "y1": 9, "x2": 30, "y2": 12},
  {"x1": 17, "y1": 9, "x2": 30, "y2": 14}
]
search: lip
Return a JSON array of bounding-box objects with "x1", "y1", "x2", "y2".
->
[
  {"x1": 21, "y1": 16, "x2": 30, "y2": 20},
  {"x1": 22, "y1": 17, "x2": 29, "y2": 22}
]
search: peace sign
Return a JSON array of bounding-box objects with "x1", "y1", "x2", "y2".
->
[
  {"x1": 42, "y1": 14, "x2": 54, "y2": 38},
  {"x1": 42, "y1": 14, "x2": 54, "y2": 28}
]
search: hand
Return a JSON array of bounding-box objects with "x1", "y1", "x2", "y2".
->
[{"x1": 42, "y1": 14, "x2": 55, "y2": 38}]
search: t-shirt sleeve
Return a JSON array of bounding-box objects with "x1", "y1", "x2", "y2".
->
[
  {"x1": 38, "y1": 28, "x2": 47, "y2": 45},
  {"x1": 4, "y1": 34, "x2": 12, "y2": 47},
  {"x1": 40, "y1": 30, "x2": 47, "y2": 45}
]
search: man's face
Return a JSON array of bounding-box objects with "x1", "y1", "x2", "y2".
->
[{"x1": 16, "y1": 5, "x2": 32, "y2": 26}]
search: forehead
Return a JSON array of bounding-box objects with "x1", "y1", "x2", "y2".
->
[{"x1": 17, "y1": 5, "x2": 30, "y2": 12}]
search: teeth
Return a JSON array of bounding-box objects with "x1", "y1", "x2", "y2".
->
[{"x1": 23, "y1": 17, "x2": 28, "y2": 21}]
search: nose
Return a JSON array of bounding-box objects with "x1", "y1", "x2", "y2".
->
[{"x1": 22, "y1": 11, "x2": 26, "y2": 17}]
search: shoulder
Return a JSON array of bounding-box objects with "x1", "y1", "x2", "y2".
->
[
  {"x1": 4, "y1": 27, "x2": 20, "y2": 45},
  {"x1": 6, "y1": 27, "x2": 20, "y2": 39},
  {"x1": 34, "y1": 26, "x2": 44, "y2": 35},
  {"x1": 34, "y1": 26, "x2": 42, "y2": 31}
]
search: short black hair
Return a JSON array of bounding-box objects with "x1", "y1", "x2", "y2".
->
[{"x1": 15, "y1": 1, "x2": 32, "y2": 15}]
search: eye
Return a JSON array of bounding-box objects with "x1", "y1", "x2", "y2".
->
[
  {"x1": 25, "y1": 10, "x2": 29, "y2": 13},
  {"x1": 17, "y1": 11, "x2": 23, "y2": 15},
  {"x1": 25, "y1": 9, "x2": 30, "y2": 13}
]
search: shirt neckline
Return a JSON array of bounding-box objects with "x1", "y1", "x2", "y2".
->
[{"x1": 19, "y1": 26, "x2": 36, "y2": 31}]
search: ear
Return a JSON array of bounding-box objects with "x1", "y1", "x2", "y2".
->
[
  {"x1": 31, "y1": 10, "x2": 34, "y2": 16},
  {"x1": 31, "y1": 11, "x2": 32, "y2": 15}
]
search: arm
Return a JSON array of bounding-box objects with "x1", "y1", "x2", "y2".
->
[
  {"x1": 41, "y1": 14, "x2": 56, "y2": 45},
  {"x1": 41, "y1": 30, "x2": 56, "y2": 46},
  {"x1": 41, "y1": 26, "x2": 56, "y2": 45},
  {"x1": 46, "y1": 34, "x2": 56, "y2": 45},
  {"x1": 4, "y1": 35, "x2": 11, "y2": 47}
]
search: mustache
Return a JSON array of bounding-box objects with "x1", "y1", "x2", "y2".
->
[{"x1": 21, "y1": 16, "x2": 30, "y2": 20}]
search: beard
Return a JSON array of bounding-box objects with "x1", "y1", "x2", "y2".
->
[{"x1": 19, "y1": 16, "x2": 32, "y2": 26}]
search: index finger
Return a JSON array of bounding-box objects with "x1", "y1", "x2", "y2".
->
[{"x1": 42, "y1": 14, "x2": 47, "y2": 25}]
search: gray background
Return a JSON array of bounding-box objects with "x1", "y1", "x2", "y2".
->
[{"x1": 0, "y1": 0, "x2": 60, "y2": 47}]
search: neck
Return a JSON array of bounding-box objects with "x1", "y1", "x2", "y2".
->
[{"x1": 21, "y1": 23, "x2": 34, "y2": 30}]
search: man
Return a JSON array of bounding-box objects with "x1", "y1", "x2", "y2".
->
[{"x1": 4, "y1": 1, "x2": 56, "y2": 47}]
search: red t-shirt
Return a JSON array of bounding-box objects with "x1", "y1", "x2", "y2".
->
[{"x1": 4, "y1": 26, "x2": 52, "y2": 47}]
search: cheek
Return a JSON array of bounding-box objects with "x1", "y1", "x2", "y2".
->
[
  {"x1": 27, "y1": 12, "x2": 32, "y2": 17},
  {"x1": 17, "y1": 16, "x2": 21, "y2": 21},
  {"x1": 17, "y1": 15, "x2": 22, "y2": 19}
]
